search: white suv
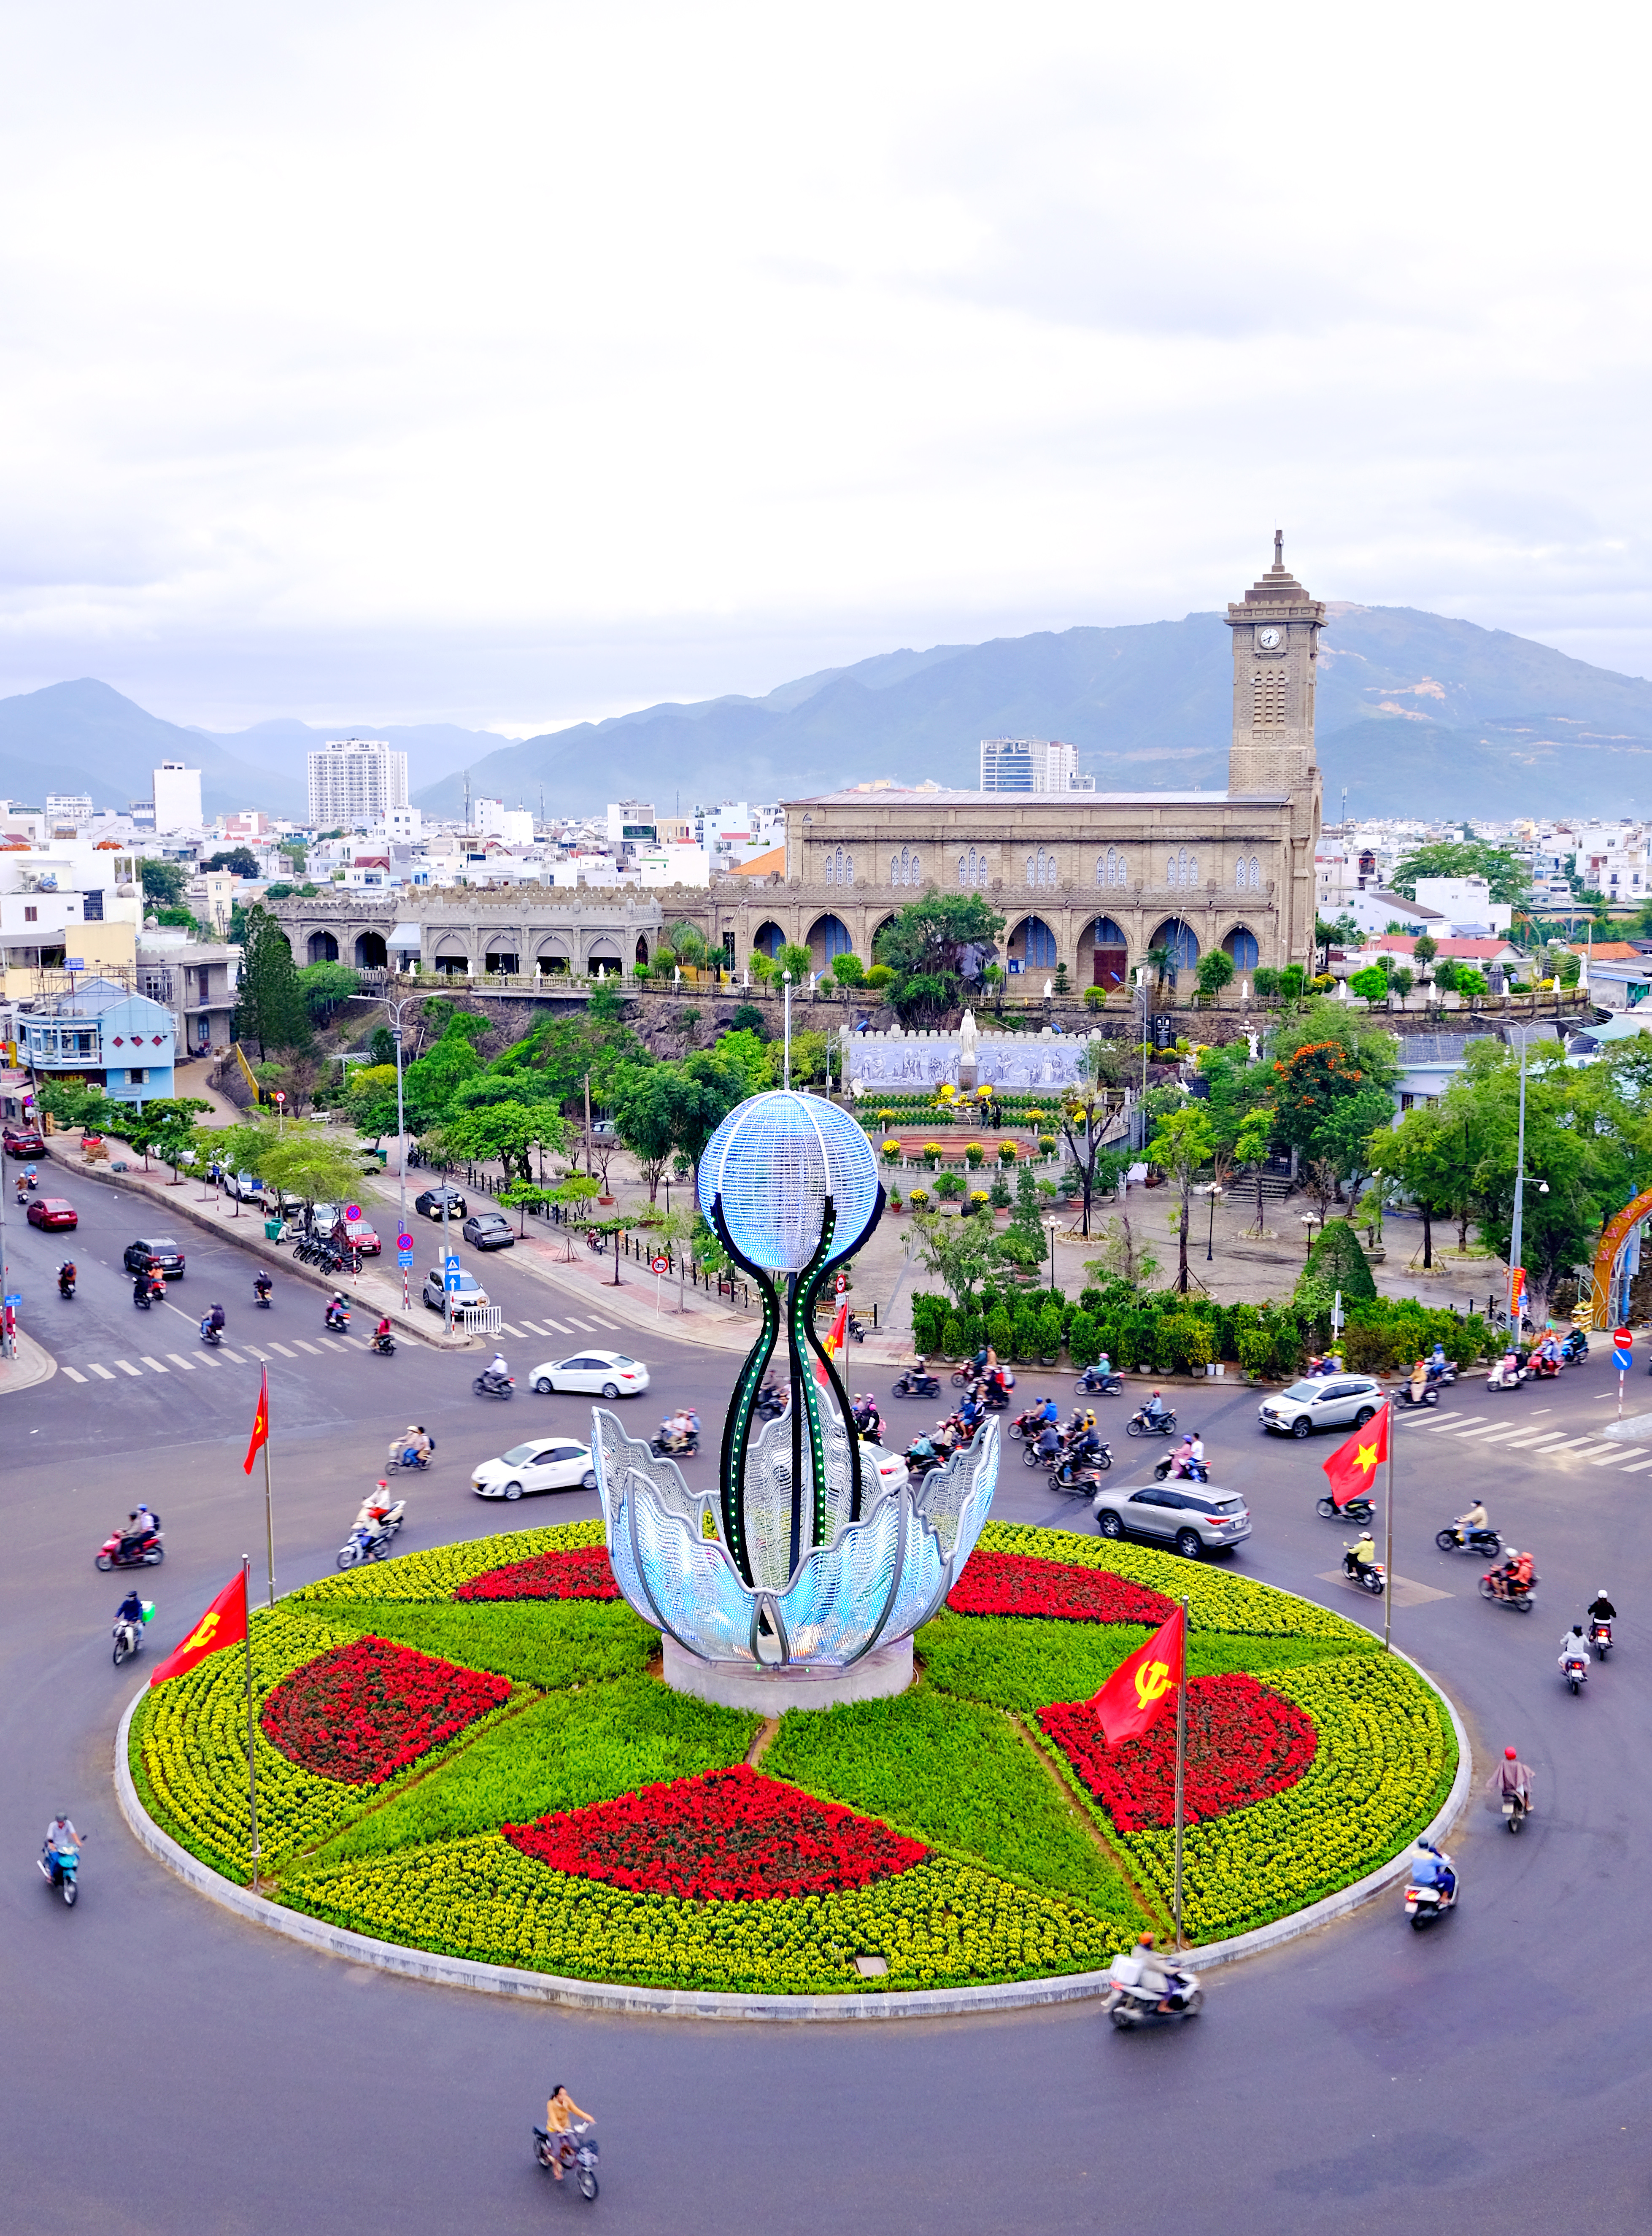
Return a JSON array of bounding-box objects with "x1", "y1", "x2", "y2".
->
[{"x1": 1259, "y1": 1375, "x2": 1383, "y2": 1439}]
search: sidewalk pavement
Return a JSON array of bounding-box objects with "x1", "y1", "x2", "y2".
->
[{"x1": 0, "y1": 1328, "x2": 57, "y2": 1396}]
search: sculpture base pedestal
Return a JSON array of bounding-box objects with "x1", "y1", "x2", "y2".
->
[{"x1": 661, "y1": 1633, "x2": 913, "y2": 1712}]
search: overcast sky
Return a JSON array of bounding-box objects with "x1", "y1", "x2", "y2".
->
[{"x1": 2, "y1": 0, "x2": 1648, "y2": 735}]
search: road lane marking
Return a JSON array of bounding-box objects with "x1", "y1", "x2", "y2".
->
[
  {"x1": 267, "y1": 1342, "x2": 297, "y2": 1358},
  {"x1": 62, "y1": 1366, "x2": 86, "y2": 1383},
  {"x1": 317, "y1": 1336, "x2": 346, "y2": 1352},
  {"x1": 139, "y1": 1356, "x2": 169, "y2": 1374},
  {"x1": 1545, "y1": 1437, "x2": 1615, "y2": 1454},
  {"x1": 1591, "y1": 1445, "x2": 1639, "y2": 1464},
  {"x1": 113, "y1": 1359, "x2": 142, "y2": 1377},
  {"x1": 1495, "y1": 1430, "x2": 1563, "y2": 1447},
  {"x1": 165, "y1": 1353, "x2": 198, "y2": 1372},
  {"x1": 219, "y1": 1347, "x2": 247, "y2": 1364},
  {"x1": 89, "y1": 1363, "x2": 115, "y2": 1379},
  {"x1": 1511, "y1": 1432, "x2": 1571, "y2": 1450},
  {"x1": 293, "y1": 1340, "x2": 322, "y2": 1355},
  {"x1": 244, "y1": 1345, "x2": 271, "y2": 1361},
  {"x1": 538, "y1": 1319, "x2": 571, "y2": 1334},
  {"x1": 515, "y1": 1320, "x2": 547, "y2": 1334},
  {"x1": 566, "y1": 1318, "x2": 599, "y2": 1330},
  {"x1": 589, "y1": 1318, "x2": 621, "y2": 1330},
  {"x1": 498, "y1": 1322, "x2": 526, "y2": 1339},
  {"x1": 1619, "y1": 1457, "x2": 1652, "y2": 1472}
]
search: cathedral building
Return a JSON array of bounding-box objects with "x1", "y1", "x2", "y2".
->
[{"x1": 703, "y1": 539, "x2": 1324, "y2": 990}]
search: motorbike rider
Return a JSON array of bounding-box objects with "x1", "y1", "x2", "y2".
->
[
  {"x1": 957, "y1": 1388, "x2": 982, "y2": 1434},
  {"x1": 1409, "y1": 1836, "x2": 1457, "y2": 1903},
  {"x1": 1559, "y1": 1621, "x2": 1591, "y2": 1677},
  {"x1": 1509, "y1": 1546, "x2": 1536, "y2": 1597},
  {"x1": 542, "y1": 2085, "x2": 595, "y2": 2184},
  {"x1": 253, "y1": 1270, "x2": 273, "y2": 1302},
  {"x1": 389, "y1": 1423, "x2": 431, "y2": 1466},
  {"x1": 373, "y1": 1313, "x2": 394, "y2": 1350},
  {"x1": 483, "y1": 1349, "x2": 509, "y2": 1388},
  {"x1": 1168, "y1": 1434, "x2": 1201, "y2": 1479},
  {"x1": 57, "y1": 1259, "x2": 76, "y2": 1295},
  {"x1": 202, "y1": 1301, "x2": 226, "y2": 1340},
  {"x1": 1035, "y1": 1417, "x2": 1062, "y2": 1465},
  {"x1": 906, "y1": 1429, "x2": 937, "y2": 1472},
  {"x1": 354, "y1": 1483, "x2": 394, "y2": 1539},
  {"x1": 1128, "y1": 1931, "x2": 1181, "y2": 2015},
  {"x1": 1037, "y1": 1394, "x2": 1060, "y2": 1429},
  {"x1": 114, "y1": 1587, "x2": 147, "y2": 1636},
  {"x1": 1487, "y1": 1745, "x2": 1534, "y2": 1811},
  {"x1": 1346, "y1": 1528, "x2": 1379, "y2": 1582},
  {"x1": 325, "y1": 1292, "x2": 349, "y2": 1329},
  {"x1": 42, "y1": 1812, "x2": 81, "y2": 1874},
  {"x1": 1587, "y1": 1588, "x2": 1617, "y2": 1624},
  {"x1": 1409, "y1": 1357, "x2": 1428, "y2": 1404},
  {"x1": 1455, "y1": 1498, "x2": 1490, "y2": 1545},
  {"x1": 1142, "y1": 1388, "x2": 1169, "y2": 1427},
  {"x1": 120, "y1": 1505, "x2": 159, "y2": 1560},
  {"x1": 148, "y1": 1267, "x2": 167, "y2": 1303}
]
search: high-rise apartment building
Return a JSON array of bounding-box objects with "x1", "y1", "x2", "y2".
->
[
  {"x1": 978, "y1": 737, "x2": 1083, "y2": 793},
  {"x1": 153, "y1": 762, "x2": 204, "y2": 832},
  {"x1": 307, "y1": 738, "x2": 409, "y2": 828}
]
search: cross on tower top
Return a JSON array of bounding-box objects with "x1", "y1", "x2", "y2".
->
[{"x1": 1274, "y1": 528, "x2": 1283, "y2": 569}]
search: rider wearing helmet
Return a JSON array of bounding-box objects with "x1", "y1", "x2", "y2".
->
[
  {"x1": 1588, "y1": 1588, "x2": 1617, "y2": 1622},
  {"x1": 1488, "y1": 1745, "x2": 1534, "y2": 1809}
]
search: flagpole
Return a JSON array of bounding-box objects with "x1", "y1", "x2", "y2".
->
[
  {"x1": 1383, "y1": 1400, "x2": 1394, "y2": 1654},
  {"x1": 242, "y1": 1555, "x2": 262, "y2": 1893},
  {"x1": 1173, "y1": 1593, "x2": 1188, "y2": 1951},
  {"x1": 262, "y1": 1434, "x2": 276, "y2": 1609}
]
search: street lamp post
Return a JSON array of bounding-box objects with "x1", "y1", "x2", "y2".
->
[
  {"x1": 1506, "y1": 1025, "x2": 1552, "y2": 1333},
  {"x1": 1301, "y1": 1210, "x2": 1323, "y2": 1261},
  {"x1": 1201, "y1": 1182, "x2": 1224, "y2": 1262},
  {"x1": 1045, "y1": 1214, "x2": 1060, "y2": 1296}
]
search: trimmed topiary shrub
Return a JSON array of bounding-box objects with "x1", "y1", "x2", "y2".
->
[{"x1": 1304, "y1": 1220, "x2": 1377, "y2": 1304}]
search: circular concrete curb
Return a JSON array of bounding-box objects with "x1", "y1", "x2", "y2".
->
[{"x1": 114, "y1": 1637, "x2": 1471, "y2": 2023}]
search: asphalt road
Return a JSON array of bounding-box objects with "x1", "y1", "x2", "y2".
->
[{"x1": 3, "y1": 1195, "x2": 1649, "y2": 2235}]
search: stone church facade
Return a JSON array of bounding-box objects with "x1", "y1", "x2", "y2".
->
[{"x1": 700, "y1": 540, "x2": 1324, "y2": 989}]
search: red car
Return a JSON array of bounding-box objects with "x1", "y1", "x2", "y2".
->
[
  {"x1": 27, "y1": 1196, "x2": 77, "y2": 1231},
  {"x1": 344, "y1": 1218, "x2": 381, "y2": 1257},
  {"x1": 3, "y1": 1124, "x2": 45, "y2": 1157}
]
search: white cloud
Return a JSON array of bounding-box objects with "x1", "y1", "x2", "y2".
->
[{"x1": 0, "y1": 0, "x2": 1649, "y2": 729}]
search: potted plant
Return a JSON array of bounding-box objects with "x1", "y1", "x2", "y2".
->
[
  {"x1": 964, "y1": 1141, "x2": 985, "y2": 1168},
  {"x1": 888, "y1": 1187, "x2": 904, "y2": 1213},
  {"x1": 907, "y1": 1185, "x2": 931, "y2": 1211},
  {"x1": 999, "y1": 1141, "x2": 1018, "y2": 1167},
  {"x1": 881, "y1": 1137, "x2": 903, "y2": 1165},
  {"x1": 923, "y1": 1142, "x2": 944, "y2": 1169},
  {"x1": 968, "y1": 1188, "x2": 991, "y2": 1215}
]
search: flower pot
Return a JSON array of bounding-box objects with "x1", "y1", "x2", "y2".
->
[{"x1": 597, "y1": 1195, "x2": 615, "y2": 1206}]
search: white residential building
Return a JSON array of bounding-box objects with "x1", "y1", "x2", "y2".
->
[
  {"x1": 153, "y1": 762, "x2": 204, "y2": 834},
  {"x1": 1568, "y1": 822, "x2": 1647, "y2": 901},
  {"x1": 1410, "y1": 876, "x2": 1512, "y2": 935},
  {"x1": 978, "y1": 737, "x2": 1081, "y2": 793},
  {"x1": 45, "y1": 793, "x2": 94, "y2": 829},
  {"x1": 307, "y1": 738, "x2": 408, "y2": 829}
]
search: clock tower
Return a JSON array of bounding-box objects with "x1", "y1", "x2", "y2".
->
[{"x1": 1226, "y1": 532, "x2": 1325, "y2": 799}]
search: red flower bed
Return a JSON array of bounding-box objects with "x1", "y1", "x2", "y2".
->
[
  {"x1": 261, "y1": 1636, "x2": 509, "y2": 1785},
  {"x1": 1039, "y1": 1674, "x2": 1317, "y2": 1831},
  {"x1": 453, "y1": 1547, "x2": 619, "y2": 1602},
  {"x1": 947, "y1": 1549, "x2": 1176, "y2": 1627},
  {"x1": 505, "y1": 1765, "x2": 927, "y2": 1901}
]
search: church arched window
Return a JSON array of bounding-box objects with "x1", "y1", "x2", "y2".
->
[
  {"x1": 1095, "y1": 848, "x2": 1128, "y2": 888},
  {"x1": 958, "y1": 847, "x2": 987, "y2": 888},
  {"x1": 1166, "y1": 848, "x2": 1199, "y2": 890},
  {"x1": 890, "y1": 847, "x2": 920, "y2": 887},
  {"x1": 1026, "y1": 848, "x2": 1058, "y2": 889}
]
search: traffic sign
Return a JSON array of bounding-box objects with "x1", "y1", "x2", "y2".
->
[
  {"x1": 836, "y1": 1271, "x2": 847, "y2": 1294},
  {"x1": 444, "y1": 1253, "x2": 461, "y2": 1274},
  {"x1": 65, "y1": 957, "x2": 83, "y2": 970},
  {"x1": 345, "y1": 1202, "x2": 362, "y2": 1223},
  {"x1": 1616, "y1": 1325, "x2": 1633, "y2": 1348},
  {"x1": 397, "y1": 1232, "x2": 413, "y2": 1253},
  {"x1": 651, "y1": 1255, "x2": 669, "y2": 1274},
  {"x1": 444, "y1": 1271, "x2": 463, "y2": 1293},
  {"x1": 1615, "y1": 1347, "x2": 1633, "y2": 1371},
  {"x1": 397, "y1": 1250, "x2": 414, "y2": 1269},
  {"x1": 3, "y1": 1293, "x2": 19, "y2": 1307}
]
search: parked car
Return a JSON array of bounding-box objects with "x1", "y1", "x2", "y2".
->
[
  {"x1": 529, "y1": 1349, "x2": 650, "y2": 1397},
  {"x1": 122, "y1": 1237, "x2": 186, "y2": 1278},
  {"x1": 1258, "y1": 1375, "x2": 1384, "y2": 1439},
  {"x1": 344, "y1": 1218, "x2": 381, "y2": 1256},
  {"x1": 415, "y1": 1185, "x2": 468, "y2": 1222},
  {"x1": 227, "y1": 1169, "x2": 265, "y2": 1202},
  {"x1": 421, "y1": 1266, "x2": 490, "y2": 1313},
  {"x1": 462, "y1": 1211, "x2": 516, "y2": 1252},
  {"x1": 3, "y1": 1123, "x2": 46, "y2": 1156},
  {"x1": 1091, "y1": 1482, "x2": 1251, "y2": 1559},
  {"x1": 308, "y1": 1202, "x2": 343, "y2": 1239},
  {"x1": 26, "y1": 1196, "x2": 78, "y2": 1231},
  {"x1": 471, "y1": 1438, "x2": 599, "y2": 1500}
]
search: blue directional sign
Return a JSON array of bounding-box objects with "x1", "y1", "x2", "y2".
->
[
  {"x1": 444, "y1": 1271, "x2": 463, "y2": 1293},
  {"x1": 1614, "y1": 1346, "x2": 1633, "y2": 1371},
  {"x1": 398, "y1": 1248, "x2": 414, "y2": 1268},
  {"x1": 4, "y1": 1293, "x2": 19, "y2": 1307},
  {"x1": 444, "y1": 1252, "x2": 460, "y2": 1274}
]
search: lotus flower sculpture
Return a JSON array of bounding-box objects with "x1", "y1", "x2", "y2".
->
[{"x1": 591, "y1": 1089, "x2": 996, "y2": 1672}]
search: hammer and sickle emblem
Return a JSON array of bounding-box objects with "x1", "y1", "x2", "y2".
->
[
  {"x1": 181, "y1": 1610, "x2": 220, "y2": 1656},
  {"x1": 1134, "y1": 1659, "x2": 1172, "y2": 1710}
]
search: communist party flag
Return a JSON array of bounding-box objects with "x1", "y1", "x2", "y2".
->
[
  {"x1": 1321, "y1": 1401, "x2": 1389, "y2": 1509},
  {"x1": 242, "y1": 1364, "x2": 270, "y2": 1475},
  {"x1": 1094, "y1": 1604, "x2": 1185, "y2": 1747},
  {"x1": 149, "y1": 1569, "x2": 248, "y2": 1688}
]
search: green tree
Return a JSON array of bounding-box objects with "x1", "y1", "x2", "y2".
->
[
  {"x1": 429, "y1": 1099, "x2": 570, "y2": 1186},
  {"x1": 613, "y1": 1050, "x2": 748, "y2": 1207},
  {"x1": 1196, "y1": 949, "x2": 1236, "y2": 1000},
  {"x1": 257, "y1": 1125, "x2": 370, "y2": 1217},
  {"x1": 1303, "y1": 1218, "x2": 1377, "y2": 1303},
  {"x1": 910, "y1": 1207, "x2": 1001, "y2": 1312},
  {"x1": 140, "y1": 859, "x2": 188, "y2": 907},
  {"x1": 714, "y1": 1029, "x2": 775, "y2": 1095},
  {"x1": 1347, "y1": 965, "x2": 1389, "y2": 1003},
  {"x1": 1147, "y1": 1102, "x2": 1215, "y2": 1294},
  {"x1": 1383, "y1": 1102, "x2": 1463, "y2": 1268},
  {"x1": 872, "y1": 894, "x2": 1008, "y2": 1027},
  {"x1": 295, "y1": 961, "x2": 362, "y2": 1022},
  {"x1": 1390, "y1": 840, "x2": 1531, "y2": 910},
  {"x1": 346, "y1": 1063, "x2": 402, "y2": 1142},
  {"x1": 776, "y1": 942, "x2": 813, "y2": 984},
  {"x1": 235, "y1": 905, "x2": 311, "y2": 1059},
  {"x1": 402, "y1": 1007, "x2": 487, "y2": 1130},
  {"x1": 1057, "y1": 1040, "x2": 1126, "y2": 1237},
  {"x1": 210, "y1": 1117, "x2": 280, "y2": 1213},
  {"x1": 830, "y1": 953, "x2": 864, "y2": 989},
  {"x1": 203, "y1": 847, "x2": 260, "y2": 876}
]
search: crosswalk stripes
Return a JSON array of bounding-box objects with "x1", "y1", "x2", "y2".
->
[
  {"x1": 292, "y1": 1340, "x2": 321, "y2": 1356},
  {"x1": 139, "y1": 1356, "x2": 170, "y2": 1374},
  {"x1": 89, "y1": 1364, "x2": 115, "y2": 1380},
  {"x1": 588, "y1": 1318, "x2": 621, "y2": 1331},
  {"x1": 61, "y1": 1366, "x2": 86, "y2": 1383},
  {"x1": 267, "y1": 1342, "x2": 297, "y2": 1358},
  {"x1": 498, "y1": 1322, "x2": 526, "y2": 1339},
  {"x1": 113, "y1": 1360, "x2": 142, "y2": 1377},
  {"x1": 515, "y1": 1320, "x2": 547, "y2": 1334},
  {"x1": 219, "y1": 1348, "x2": 247, "y2": 1365},
  {"x1": 537, "y1": 1319, "x2": 571, "y2": 1334},
  {"x1": 165, "y1": 1353, "x2": 198, "y2": 1373},
  {"x1": 1619, "y1": 1456, "x2": 1652, "y2": 1473}
]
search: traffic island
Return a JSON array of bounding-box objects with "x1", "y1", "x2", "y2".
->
[{"x1": 121, "y1": 1519, "x2": 1460, "y2": 2007}]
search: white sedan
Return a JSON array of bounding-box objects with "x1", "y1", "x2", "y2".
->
[
  {"x1": 471, "y1": 1439, "x2": 599, "y2": 1501},
  {"x1": 529, "y1": 1349, "x2": 650, "y2": 1398}
]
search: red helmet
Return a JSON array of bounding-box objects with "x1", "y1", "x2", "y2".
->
[{"x1": 1504, "y1": 1745, "x2": 1518, "y2": 1759}]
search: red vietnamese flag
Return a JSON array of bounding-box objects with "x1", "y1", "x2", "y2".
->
[
  {"x1": 827, "y1": 1301, "x2": 848, "y2": 1358},
  {"x1": 1094, "y1": 1603, "x2": 1185, "y2": 1747},
  {"x1": 1322, "y1": 1401, "x2": 1389, "y2": 1510},
  {"x1": 148, "y1": 1569, "x2": 248, "y2": 1688},
  {"x1": 242, "y1": 1365, "x2": 270, "y2": 1475}
]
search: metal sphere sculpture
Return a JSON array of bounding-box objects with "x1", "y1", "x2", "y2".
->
[{"x1": 590, "y1": 1089, "x2": 997, "y2": 1673}]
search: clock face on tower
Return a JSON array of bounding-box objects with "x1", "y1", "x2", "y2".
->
[{"x1": 1256, "y1": 627, "x2": 1282, "y2": 651}]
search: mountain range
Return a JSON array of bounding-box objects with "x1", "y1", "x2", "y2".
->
[{"x1": 5, "y1": 602, "x2": 1652, "y2": 825}]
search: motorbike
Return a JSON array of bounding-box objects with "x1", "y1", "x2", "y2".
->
[
  {"x1": 372, "y1": 1330, "x2": 396, "y2": 1356},
  {"x1": 324, "y1": 1304, "x2": 351, "y2": 1334},
  {"x1": 846, "y1": 1312, "x2": 866, "y2": 1344},
  {"x1": 1404, "y1": 1866, "x2": 1458, "y2": 1930},
  {"x1": 1435, "y1": 1523, "x2": 1501, "y2": 1558},
  {"x1": 532, "y1": 2124, "x2": 599, "y2": 2201},
  {"x1": 1153, "y1": 1452, "x2": 1209, "y2": 1483},
  {"x1": 906, "y1": 1442, "x2": 945, "y2": 1478},
  {"x1": 1074, "y1": 1364, "x2": 1124, "y2": 1396},
  {"x1": 1125, "y1": 1406, "x2": 1178, "y2": 1439},
  {"x1": 1427, "y1": 1360, "x2": 1459, "y2": 1387},
  {"x1": 1396, "y1": 1381, "x2": 1439, "y2": 1410},
  {"x1": 1501, "y1": 1790, "x2": 1528, "y2": 1833},
  {"x1": 1528, "y1": 1353, "x2": 1562, "y2": 1380},
  {"x1": 1486, "y1": 1358, "x2": 1528, "y2": 1392},
  {"x1": 891, "y1": 1367, "x2": 941, "y2": 1400},
  {"x1": 1479, "y1": 1567, "x2": 1538, "y2": 1612},
  {"x1": 756, "y1": 1384, "x2": 787, "y2": 1421},
  {"x1": 337, "y1": 1497, "x2": 406, "y2": 1567},
  {"x1": 200, "y1": 1318, "x2": 224, "y2": 1348},
  {"x1": 472, "y1": 1370, "x2": 515, "y2": 1399},
  {"x1": 1051, "y1": 1450, "x2": 1108, "y2": 1493},
  {"x1": 95, "y1": 1523, "x2": 164, "y2": 1572},
  {"x1": 652, "y1": 1425, "x2": 700, "y2": 1457},
  {"x1": 1342, "y1": 1545, "x2": 1386, "y2": 1596},
  {"x1": 1102, "y1": 1950, "x2": 1203, "y2": 2028},
  {"x1": 132, "y1": 1283, "x2": 152, "y2": 1312},
  {"x1": 253, "y1": 1280, "x2": 273, "y2": 1309},
  {"x1": 1590, "y1": 1617, "x2": 1613, "y2": 1658},
  {"x1": 1317, "y1": 1493, "x2": 1374, "y2": 1523},
  {"x1": 1009, "y1": 1407, "x2": 1048, "y2": 1442},
  {"x1": 57, "y1": 1269, "x2": 75, "y2": 1299},
  {"x1": 112, "y1": 1603, "x2": 153, "y2": 1664},
  {"x1": 386, "y1": 1438, "x2": 435, "y2": 1472},
  {"x1": 1562, "y1": 1652, "x2": 1589, "y2": 1696},
  {"x1": 1560, "y1": 1329, "x2": 1589, "y2": 1364},
  {"x1": 38, "y1": 1843, "x2": 80, "y2": 1907}
]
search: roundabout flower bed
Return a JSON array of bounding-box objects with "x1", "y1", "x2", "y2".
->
[{"x1": 128, "y1": 1518, "x2": 1456, "y2": 1993}]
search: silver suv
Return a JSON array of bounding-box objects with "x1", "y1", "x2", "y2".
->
[
  {"x1": 1259, "y1": 1375, "x2": 1383, "y2": 1439},
  {"x1": 1091, "y1": 1482, "x2": 1251, "y2": 1560}
]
